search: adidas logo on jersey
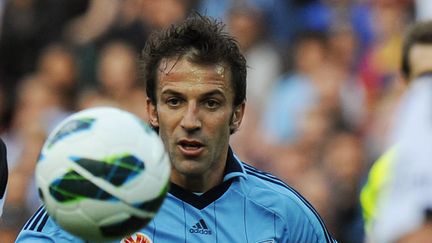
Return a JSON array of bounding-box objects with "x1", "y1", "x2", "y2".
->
[{"x1": 189, "y1": 219, "x2": 212, "y2": 235}]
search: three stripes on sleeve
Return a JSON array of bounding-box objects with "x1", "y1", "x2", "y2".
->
[{"x1": 22, "y1": 206, "x2": 49, "y2": 233}]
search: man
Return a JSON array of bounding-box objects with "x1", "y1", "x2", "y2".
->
[
  {"x1": 0, "y1": 138, "x2": 7, "y2": 217},
  {"x1": 361, "y1": 20, "x2": 432, "y2": 242},
  {"x1": 16, "y1": 14, "x2": 335, "y2": 242}
]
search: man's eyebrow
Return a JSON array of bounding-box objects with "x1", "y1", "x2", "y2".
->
[
  {"x1": 200, "y1": 90, "x2": 225, "y2": 98},
  {"x1": 160, "y1": 89, "x2": 226, "y2": 98},
  {"x1": 160, "y1": 89, "x2": 183, "y2": 96}
]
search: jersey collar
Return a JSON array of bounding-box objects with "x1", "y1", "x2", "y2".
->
[
  {"x1": 223, "y1": 146, "x2": 247, "y2": 182},
  {"x1": 169, "y1": 146, "x2": 246, "y2": 210}
]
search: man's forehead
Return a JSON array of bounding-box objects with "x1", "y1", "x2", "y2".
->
[
  {"x1": 410, "y1": 43, "x2": 432, "y2": 54},
  {"x1": 158, "y1": 57, "x2": 228, "y2": 75},
  {"x1": 409, "y1": 44, "x2": 432, "y2": 79},
  {"x1": 155, "y1": 57, "x2": 235, "y2": 100}
]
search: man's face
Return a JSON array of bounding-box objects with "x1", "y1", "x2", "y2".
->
[
  {"x1": 147, "y1": 57, "x2": 244, "y2": 184},
  {"x1": 409, "y1": 44, "x2": 432, "y2": 80}
]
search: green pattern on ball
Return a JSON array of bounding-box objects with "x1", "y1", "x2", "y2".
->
[
  {"x1": 71, "y1": 154, "x2": 145, "y2": 186},
  {"x1": 49, "y1": 170, "x2": 115, "y2": 203}
]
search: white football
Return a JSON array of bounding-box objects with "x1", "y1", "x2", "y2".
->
[{"x1": 35, "y1": 107, "x2": 170, "y2": 241}]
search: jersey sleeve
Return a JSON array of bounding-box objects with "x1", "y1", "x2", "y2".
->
[
  {"x1": 287, "y1": 207, "x2": 337, "y2": 243},
  {"x1": 282, "y1": 189, "x2": 337, "y2": 243},
  {"x1": 360, "y1": 147, "x2": 396, "y2": 232},
  {"x1": 16, "y1": 230, "x2": 56, "y2": 243},
  {"x1": 243, "y1": 163, "x2": 337, "y2": 243},
  {"x1": 279, "y1": 215, "x2": 336, "y2": 243},
  {"x1": 16, "y1": 206, "x2": 85, "y2": 243}
]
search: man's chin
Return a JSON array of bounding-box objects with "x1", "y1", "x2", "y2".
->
[{"x1": 175, "y1": 160, "x2": 207, "y2": 176}]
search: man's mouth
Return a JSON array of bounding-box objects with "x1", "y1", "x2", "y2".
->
[{"x1": 178, "y1": 140, "x2": 204, "y2": 156}]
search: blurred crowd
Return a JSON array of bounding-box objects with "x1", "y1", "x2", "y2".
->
[{"x1": 0, "y1": 0, "x2": 425, "y2": 242}]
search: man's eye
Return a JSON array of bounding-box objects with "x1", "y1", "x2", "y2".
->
[
  {"x1": 204, "y1": 100, "x2": 220, "y2": 109},
  {"x1": 166, "y1": 98, "x2": 181, "y2": 107}
]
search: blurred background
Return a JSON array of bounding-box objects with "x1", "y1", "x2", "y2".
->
[{"x1": 0, "y1": 0, "x2": 426, "y2": 242}]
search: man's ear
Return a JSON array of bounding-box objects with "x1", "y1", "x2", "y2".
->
[
  {"x1": 230, "y1": 102, "x2": 245, "y2": 133},
  {"x1": 147, "y1": 98, "x2": 159, "y2": 128}
]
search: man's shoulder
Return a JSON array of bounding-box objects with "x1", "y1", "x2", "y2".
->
[
  {"x1": 241, "y1": 163, "x2": 301, "y2": 195},
  {"x1": 241, "y1": 163, "x2": 321, "y2": 216},
  {"x1": 239, "y1": 163, "x2": 335, "y2": 242}
]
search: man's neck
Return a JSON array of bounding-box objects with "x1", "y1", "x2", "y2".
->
[{"x1": 171, "y1": 168, "x2": 225, "y2": 193}]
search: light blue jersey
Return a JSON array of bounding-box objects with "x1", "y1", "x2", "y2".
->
[{"x1": 16, "y1": 148, "x2": 336, "y2": 242}]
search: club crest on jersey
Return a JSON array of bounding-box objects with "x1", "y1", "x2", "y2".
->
[
  {"x1": 189, "y1": 219, "x2": 212, "y2": 235},
  {"x1": 121, "y1": 232, "x2": 152, "y2": 243}
]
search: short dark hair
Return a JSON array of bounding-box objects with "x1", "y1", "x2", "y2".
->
[
  {"x1": 140, "y1": 13, "x2": 247, "y2": 107},
  {"x1": 401, "y1": 21, "x2": 432, "y2": 80}
]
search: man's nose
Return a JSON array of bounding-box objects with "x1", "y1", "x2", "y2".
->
[{"x1": 180, "y1": 102, "x2": 201, "y2": 131}]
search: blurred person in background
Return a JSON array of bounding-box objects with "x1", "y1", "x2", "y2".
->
[
  {"x1": 325, "y1": 23, "x2": 366, "y2": 131},
  {"x1": 140, "y1": 0, "x2": 190, "y2": 31},
  {"x1": 361, "y1": 20, "x2": 432, "y2": 242},
  {"x1": 64, "y1": 0, "x2": 190, "y2": 88},
  {"x1": 226, "y1": 6, "x2": 282, "y2": 113},
  {"x1": 64, "y1": 0, "x2": 192, "y2": 49},
  {"x1": 197, "y1": 0, "x2": 297, "y2": 49},
  {"x1": 321, "y1": 131, "x2": 365, "y2": 243},
  {"x1": 260, "y1": 31, "x2": 327, "y2": 146},
  {"x1": 93, "y1": 0, "x2": 149, "y2": 51},
  {"x1": 358, "y1": 0, "x2": 409, "y2": 118},
  {"x1": 360, "y1": 17, "x2": 429, "y2": 234},
  {"x1": 255, "y1": 15, "x2": 370, "y2": 241},
  {"x1": 0, "y1": 42, "x2": 79, "y2": 241},
  {"x1": 416, "y1": 0, "x2": 432, "y2": 21},
  {"x1": 295, "y1": 105, "x2": 335, "y2": 161},
  {"x1": 225, "y1": 5, "x2": 283, "y2": 164},
  {"x1": 2, "y1": 43, "x2": 79, "y2": 146},
  {"x1": 254, "y1": 27, "x2": 359, "y2": 238},
  {"x1": 78, "y1": 41, "x2": 148, "y2": 120},
  {"x1": 36, "y1": 43, "x2": 79, "y2": 112},
  {"x1": 0, "y1": 76, "x2": 68, "y2": 242},
  {"x1": 63, "y1": 0, "x2": 139, "y2": 87},
  {"x1": 0, "y1": 0, "x2": 88, "y2": 114},
  {"x1": 297, "y1": 0, "x2": 374, "y2": 56},
  {"x1": 63, "y1": 0, "x2": 121, "y2": 47}
]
